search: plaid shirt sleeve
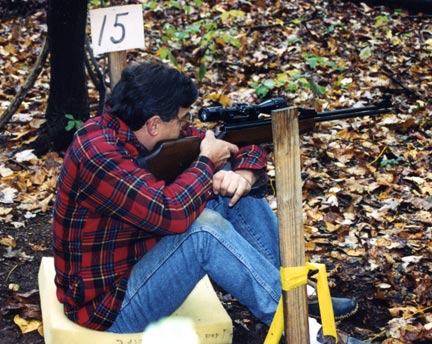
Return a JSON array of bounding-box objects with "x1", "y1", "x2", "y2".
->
[
  {"x1": 187, "y1": 126, "x2": 267, "y2": 171},
  {"x1": 73, "y1": 126, "x2": 215, "y2": 235},
  {"x1": 187, "y1": 126, "x2": 268, "y2": 195}
]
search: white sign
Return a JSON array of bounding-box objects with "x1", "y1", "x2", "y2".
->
[{"x1": 90, "y1": 5, "x2": 144, "y2": 55}]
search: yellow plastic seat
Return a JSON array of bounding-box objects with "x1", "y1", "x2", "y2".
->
[{"x1": 38, "y1": 257, "x2": 233, "y2": 344}]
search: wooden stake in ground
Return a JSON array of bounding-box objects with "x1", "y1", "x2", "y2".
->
[
  {"x1": 108, "y1": 50, "x2": 127, "y2": 88},
  {"x1": 272, "y1": 107, "x2": 309, "y2": 344}
]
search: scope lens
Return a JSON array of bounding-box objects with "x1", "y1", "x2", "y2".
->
[{"x1": 199, "y1": 107, "x2": 223, "y2": 122}]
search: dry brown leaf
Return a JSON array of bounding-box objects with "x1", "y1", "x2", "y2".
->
[
  {"x1": 0, "y1": 236, "x2": 16, "y2": 248},
  {"x1": 13, "y1": 314, "x2": 41, "y2": 334},
  {"x1": 0, "y1": 207, "x2": 13, "y2": 215},
  {"x1": 29, "y1": 243, "x2": 48, "y2": 252},
  {"x1": 388, "y1": 306, "x2": 419, "y2": 318}
]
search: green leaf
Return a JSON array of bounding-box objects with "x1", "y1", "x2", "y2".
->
[
  {"x1": 64, "y1": 113, "x2": 83, "y2": 131},
  {"x1": 205, "y1": 21, "x2": 217, "y2": 30},
  {"x1": 148, "y1": 2, "x2": 158, "y2": 10},
  {"x1": 307, "y1": 79, "x2": 326, "y2": 96},
  {"x1": 198, "y1": 62, "x2": 206, "y2": 81},
  {"x1": 287, "y1": 37, "x2": 302, "y2": 45},
  {"x1": 255, "y1": 85, "x2": 269, "y2": 98},
  {"x1": 221, "y1": 10, "x2": 245, "y2": 23},
  {"x1": 221, "y1": 12, "x2": 230, "y2": 23},
  {"x1": 359, "y1": 46, "x2": 372, "y2": 60},
  {"x1": 167, "y1": 51, "x2": 178, "y2": 66},
  {"x1": 291, "y1": 17, "x2": 306, "y2": 25},
  {"x1": 175, "y1": 31, "x2": 189, "y2": 40},
  {"x1": 229, "y1": 37, "x2": 241, "y2": 48},
  {"x1": 65, "y1": 121, "x2": 75, "y2": 132},
  {"x1": 325, "y1": 24, "x2": 336, "y2": 33},
  {"x1": 306, "y1": 57, "x2": 319, "y2": 69},
  {"x1": 285, "y1": 82, "x2": 299, "y2": 92},
  {"x1": 229, "y1": 10, "x2": 245, "y2": 18},
  {"x1": 75, "y1": 120, "x2": 83, "y2": 129},
  {"x1": 375, "y1": 15, "x2": 390, "y2": 28},
  {"x1": 169, "y1": 1, "x2": 182, "y2": 10},
  {"x1": 379, "y1": 157, "x2": 404, "y2": 168},
  {"x1": 324, "y1": 60, "x2": 337, "y2": 69},
  {"x1": 158, "y1": 46, "x2": 170, "y2": 60},
  {"x1": 263, "y1": 79, "x2": 275, "y2": 89}
]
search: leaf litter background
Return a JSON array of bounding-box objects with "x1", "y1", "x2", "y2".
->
[{"x1": 0, "y1": 0, "x2": 431, "y2": 343}]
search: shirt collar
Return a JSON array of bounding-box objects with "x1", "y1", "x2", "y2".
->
[{"x1": 101, "y1": 112, "x2": 150, "y2": 156}]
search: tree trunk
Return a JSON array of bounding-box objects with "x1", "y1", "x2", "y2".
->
[{"x1": 40, "y1": 0, "x2": 89, "y2": 154}]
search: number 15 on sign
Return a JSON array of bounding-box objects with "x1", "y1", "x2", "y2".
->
[{"x1": 90, "y1": 5, "x2": 144, "y2": 56}]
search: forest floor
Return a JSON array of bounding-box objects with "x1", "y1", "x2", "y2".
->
[{"x1": 0, "y1": 1, "x2": 431, "y2": 343}]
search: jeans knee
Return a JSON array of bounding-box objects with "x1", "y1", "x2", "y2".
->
[
  {"x1": 195, "y1": 209, "x2": 226, "y2": 228},
  {"x1": 189, "y1": 209, "x2": 233, "y2": 239}
]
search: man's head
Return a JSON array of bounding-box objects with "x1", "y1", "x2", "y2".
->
[
  {"x1": 107, "y1": 62, "x2": 198, "y2": 130},
  {"x1": 106, "y1": 62, "x2": 198, "y2": 150}
]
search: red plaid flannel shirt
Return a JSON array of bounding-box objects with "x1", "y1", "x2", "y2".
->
[{"x1": 53, "y1": 113, "x2": 267, "y2": 330}]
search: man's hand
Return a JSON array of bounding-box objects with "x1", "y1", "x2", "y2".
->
[
  {"x1": 200, "y1": 131, "x2": 238, "y2": 170},
  {"x1": 213, "y1": 169, "x2": 256, "y2": 207}
]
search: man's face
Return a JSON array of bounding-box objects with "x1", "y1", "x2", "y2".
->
[
  {"x1": 134, "y1": 107, "x2": 192, "y2": 151},
  {"x1": 157, "y1": 107, "x2": 191, "y2": 141}
]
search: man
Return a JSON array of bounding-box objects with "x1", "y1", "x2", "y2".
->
[{"x1": 53, "y1": 62, "x2": 364, "y2": 343}]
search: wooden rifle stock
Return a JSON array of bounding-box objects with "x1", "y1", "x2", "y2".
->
[
  {"x1": 137, "y1": 136, "x2": 201, "y2": 183},
  {"x1": 137, "y1": 96, "x2": 391, "y2": 183},
  {"x1": 137, "y1": 118, "x2": 319, "y2": 182}
]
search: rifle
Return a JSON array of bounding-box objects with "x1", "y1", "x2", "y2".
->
[{"x1": 137, "y1": 95, "x2": 392, "y2": 183}]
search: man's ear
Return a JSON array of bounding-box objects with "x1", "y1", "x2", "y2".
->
[{"x1": 145, "y1": 115, "x2": 161, "y2": 136}]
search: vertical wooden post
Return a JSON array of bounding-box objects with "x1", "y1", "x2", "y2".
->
[
  {"x1": 108, "y1": 50, "x2": 127, "y2": 88},
  {"x1": 272, "y1": 107, "x2": 309, "y2": 344}
]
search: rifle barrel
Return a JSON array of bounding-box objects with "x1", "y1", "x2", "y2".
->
[
  {"x1": 312, "y1": 107, "x2": 391, "y2": 122},
  {"x1": 222, "y1": 104, "x2": 392, "y2": 130}
]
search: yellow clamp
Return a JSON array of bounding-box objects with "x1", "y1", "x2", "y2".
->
[{"x1": 264, "y1": 262, "x2": 337, "y2": 344}]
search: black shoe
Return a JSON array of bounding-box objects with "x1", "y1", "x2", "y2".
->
[{"x1": 308, "y1": 296, "x2": 358, "y2": 322}]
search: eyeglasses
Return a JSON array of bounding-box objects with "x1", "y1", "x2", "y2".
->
[{"x1": 177, "y1": 112, "x2": 193, "y2": 129}]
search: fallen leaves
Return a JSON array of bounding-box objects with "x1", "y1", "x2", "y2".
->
[
  {"x1": 1, "y1": 288, "x2": 42, "y2": 335},
  {"x1": 14, "y1": 314, "x2": 42, "y2": 335},
  {"x1": 298, "y1": 80, "x2": 431, "y2": 341},
  {"x1": 0, "y1": 0, "x2": 432, "y2": 342},
  {"x1": 0, "y1": 150, "x2": 62, "y2": 222},
  {"x1": 0, "y1": 186, "x2": 17, "y2": 204},
  {"x1": 383, "y1": 306, "x2": 432, "y2": 343},
  {"x1": 3, "y1": 247, "x2": 34, "y2": 261},
  {"x1": 0, "y1": 236, "x2": 16, "y2": 248}
]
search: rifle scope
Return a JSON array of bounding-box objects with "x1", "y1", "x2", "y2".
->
[{"x1": 199, "y1": 98, "x2": 288, "y2": 123}]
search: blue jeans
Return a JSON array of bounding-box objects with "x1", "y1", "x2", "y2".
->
[{"x1": 108, "y1": 195, "x2": 281, "y2": 333}]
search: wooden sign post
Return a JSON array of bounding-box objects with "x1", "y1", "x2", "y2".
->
[
  {"x1": 108, "y1": 51, "x2": 127, "y2": 88},
  {"x1": 272, "y1": 107, "x2": 309, "y2": 343},
  {"x1": 89, "y1": 4, "x2": 145, "y2": 88}
]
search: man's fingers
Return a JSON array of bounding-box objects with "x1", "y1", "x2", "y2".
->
[
  {"x1": 212, "y1": 171, "x2": 223, "y2": 195},
  {"x1": 212, "y1": 171, "x2": 252, "y2": 207},
  {"x1": 227, "y1": 142, "x2": 239, "y2": 155},
  {"x1": 213, "y1": 172, "x2": 236, "y2": 196},
  {"x1": 228, "y1": 179, "x2": 251, "y2": 207},
  {"x1": 228, "y1": 191, "x2": 242, "y2": 207}
]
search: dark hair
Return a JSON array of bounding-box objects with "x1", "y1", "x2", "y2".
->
[{"x1": 106, "y1": 62, "x2": 198, "y2": 130}]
